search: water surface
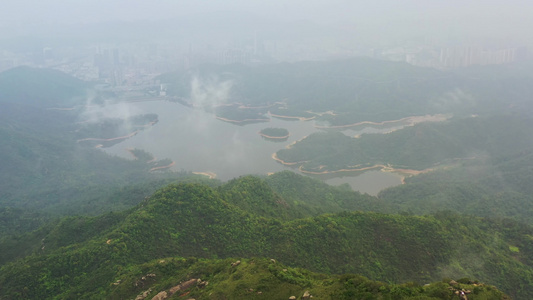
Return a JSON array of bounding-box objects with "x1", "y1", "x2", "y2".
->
[{"x1": 101, "y1": 100, "x2": 404, "y2": 194}]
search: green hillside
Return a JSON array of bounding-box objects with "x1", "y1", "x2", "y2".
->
[
  {"x1": 220, "y1": 173, "x2": 392, "y2": 220},
  {"x1": 0, "y1": 178, "x2": 531, "y2": 299},
  {"x1": 274, "y1": 112, "x2": 533, "y2": 225},
  {"x1": 264, "y1": 171, "x2": 392, "y2": 215},
  {"x1": 95, "y1": 257, "x2": 510, "y2": 299},
  {"x1": 158, "y1": 59, "x2": 533, "y2": 126},
  {"x1": 378, "y1": 149, "x2": 533, "y2": 225},
  {"x1": 0, "y1": 66, "x2": 89, "y2": 107},
  {"x1": 0, "y1": 67, "x2": 209, "y2": 239},
  {"x1": 0, "y1": 102, "x2": 191, "y2": 217},
  {"x1": 276, "y1": 114, "x2": 533, "y2": 172},
  {"x1": 159, "y1": 58, "x2": 463, "y2": 124}
]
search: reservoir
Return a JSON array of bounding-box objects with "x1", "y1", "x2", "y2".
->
[{"x1": 99, "y1": 100, "x2": 403, "y2": 195}]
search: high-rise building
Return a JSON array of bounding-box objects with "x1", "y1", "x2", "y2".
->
[{"x1": 440, "y1": 45, "x2": 528, "y2": 68}]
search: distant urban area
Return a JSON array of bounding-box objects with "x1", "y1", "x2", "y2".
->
[{"x1": 0, "y1": 36, "x2": 528, "y2": 90}]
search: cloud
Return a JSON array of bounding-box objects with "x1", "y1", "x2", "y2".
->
[
  {"x1": 81, "y1": 99, "x2": 142, "y2": 123},
  {"x1": 429, "y1": 88, "x2": 475, "y2": 112},
  {"x1": 190, "y1": 75, "x2": 233, "y2": 108}
]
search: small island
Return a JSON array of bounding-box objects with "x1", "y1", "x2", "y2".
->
[{"x1": 259, "y1": 127, "x2": 290, "y2": 142}]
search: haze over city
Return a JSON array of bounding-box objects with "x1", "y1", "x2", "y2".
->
[{"x1": 0, "y1": 1, "x2": 531, "y2": 71}]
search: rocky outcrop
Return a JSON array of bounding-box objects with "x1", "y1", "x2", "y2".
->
[
  {"x1": 197, "y1": 279, "x2": 209, "y2": 288},
  {"x1": 135, "y1": 273, "x2": 157, "y2": 287},
  {"x1": 134, "y1": 288, "x2": 152, "y2": 300},
  {"x1": 169, "y1": 279, "x2": 197, "y2": 295},
  {"x1": 151, "y1": 291, "x2": 167, "y2": 300},
  {"x1": 148, "y1": 278, "x2": 206, "y2": 300},
  {"x1": 231, "y1": 260, "x2": 241, "y2": 267}
]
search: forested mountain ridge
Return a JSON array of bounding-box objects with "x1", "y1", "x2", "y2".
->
[
  {"x1": 221, "y1": 173, "x2": 392, "y2": 220},
  {"x1": 378, "y1": 146, "x2": 533, "y2": 225},
  {"x1": 0, "y1": 172, "x2": 389, "y2": 265},
  {"x1": 159, "y1": 59, "x2": 533, "y2": 125},
  {"x1": 0, "y1": 177, "x2": 531, "y2": 299},
  {"x1": 159, "y1": 58, "x2": 464, "y2": 124}
]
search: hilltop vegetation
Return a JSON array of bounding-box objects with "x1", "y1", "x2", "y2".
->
[
  {"x1": 0, "y1": 177, "x2": 531, "y2": 299},
  {"x1": 378, "y1": 149, "x2": 533, "y2": 225},
  {"x1": 75, "y1": 257, "x2": 511, "y2": 300}
]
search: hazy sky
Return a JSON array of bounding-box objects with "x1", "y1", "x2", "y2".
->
[
  {"x1": 1, "y1": 0, "x2": 532, "y2": 46},
  {"x1": 1, "y1": 0, "x2": 531, "y2": 24}
]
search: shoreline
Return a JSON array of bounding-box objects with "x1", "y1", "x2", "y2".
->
[
  {"x1": 77, "y1": 118, "x2": 157, "y2": 144},
  {"x1": 237, "y1": 103, "x2": 276, "y2": 109},
  {"x1": 299, "y1": 163, "x2": 432, "y2": 181},
  {"x1": 269, "y1": 112, "x2": 315, "y2": 121},
  {"x1": 299, "y1": 164, "x2": 386, "y2": 175},
  {"x1": 215, "y1": 115, "x2": 270, "y2": 124},
  {"x1": 134, "y1": 120, "x2": 158, "y2": 129},
  {"x1": 149, "y1": 161, "x2": 175, "y2": 172},
  {"x1": 77, "y1": 131, "x2": 139, "y2": 143},
  {"x1": 315, "y1": 114, "x2": 449, "y2": 129},
  {"x1": 125, "y1": 148, "x2": 138, "y2": 160},
  {"x1": 125, "y1": 148, "x2": 157, "y2": 163},
  {"x1": 272, "y1": 151, "x2": 432, "y2": 181},
  {"x1": 271, "y1": 152, "x2": 308, "y2": 166},
  {"x1": 305, "y1": 110, "x2": 337, "y2": 117},
  {"x1": 47, "y1": 107, "x2": 76, "y2": 111},
  {"x1": 285, "y1": 134, "x2": 309, "y2": 149},
  {"x1": 192, "y1": 171, "x2": 217, "y2": 179},
  {"x1": 258, "y1": 132, "x2": 290, "y2": 139}
]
